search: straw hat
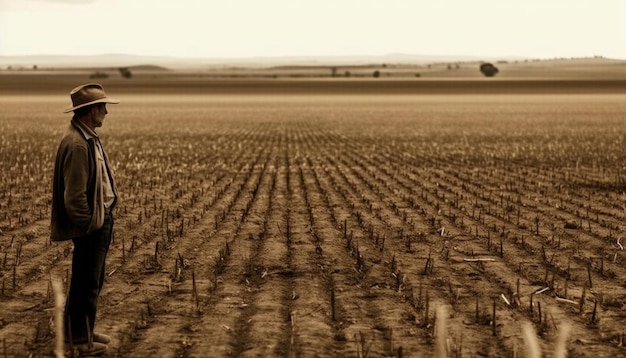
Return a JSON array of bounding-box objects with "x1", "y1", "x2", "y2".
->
[{"x1": 63, "y1": 83, "x2": 120, "y2": 113}]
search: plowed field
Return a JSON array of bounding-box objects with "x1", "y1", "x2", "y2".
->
[{"x1": 1, "y1": 78, "x2": 626, "y2": 357}]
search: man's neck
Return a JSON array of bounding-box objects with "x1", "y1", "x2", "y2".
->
[
  {"x1": 78, "y1": 116, "x2": 97, "y2": 132},
  {"x1": 73, "y1": 117, "x2": 98, "y2": 138}
]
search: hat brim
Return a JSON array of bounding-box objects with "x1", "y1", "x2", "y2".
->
[{"x1": 63, "y1": 97, "x2": 120, "y2": 113}]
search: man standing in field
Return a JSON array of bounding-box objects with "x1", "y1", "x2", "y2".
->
[{"x1": 50, "y1": 83, "x2": 119, "y2": 356}]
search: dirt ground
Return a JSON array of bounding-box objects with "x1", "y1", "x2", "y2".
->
[{"x1": 1, "y1": 76, "x2": 626, "y2": 357}]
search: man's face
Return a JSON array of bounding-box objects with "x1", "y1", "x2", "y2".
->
[{"x1": 91, "y1": 103, "x2": 108, "y2": 128}]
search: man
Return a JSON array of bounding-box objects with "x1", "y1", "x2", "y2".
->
[{"x1": 51, "y1": 83, "x2": 120, "y2": 356}]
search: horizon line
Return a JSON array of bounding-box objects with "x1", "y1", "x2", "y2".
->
[{"x1": 0, "y1": 52, "x2": 607, "y2": 61}]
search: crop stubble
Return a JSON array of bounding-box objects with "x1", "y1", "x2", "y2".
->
[{"x1": 1, "y1": 84, "x2": 626, "y2": 357}]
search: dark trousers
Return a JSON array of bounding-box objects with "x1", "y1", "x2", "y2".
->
[{"x1": 64, "y1": 212, "x2": 113, "y2": 343}]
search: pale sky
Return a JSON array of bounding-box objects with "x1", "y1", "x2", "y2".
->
[{"x1": 1, "y1": 0, "x2": 625, "y2": 60}]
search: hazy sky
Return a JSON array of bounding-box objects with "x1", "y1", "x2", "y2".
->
[{"x1": 1, "y1": 0, "x2": 625, "y2": 59}]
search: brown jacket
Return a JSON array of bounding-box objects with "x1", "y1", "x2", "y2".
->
[{"x1": 50, "y1": 119, "x2": 118, "y2": 241}]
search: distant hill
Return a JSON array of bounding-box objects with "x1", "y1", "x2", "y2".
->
[
  {"x1": 126, "y1": 64, "x2": 170, "y2": 71},
  {"x1": 0, "y1": 54, "x2": 180, "y2": 70},
  {"x1": 2, "y1": 54, "x2": 624, "y2": 79},
  {"x1": 0, "y1": 53, "x2": 523, "y2": 70}
]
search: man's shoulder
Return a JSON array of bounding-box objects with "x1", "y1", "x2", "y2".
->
[{"x1": 60, "y1": 123, "x2": 90, "y2": 149}]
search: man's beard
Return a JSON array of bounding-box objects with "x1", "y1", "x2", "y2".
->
[{"x1": 94, "y1": 117, "x2": 104, "y2": 128}]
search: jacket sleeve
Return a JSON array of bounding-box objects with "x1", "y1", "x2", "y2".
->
[{"x1": 63, "y1": 144, "x2": 92, "y2": 228}]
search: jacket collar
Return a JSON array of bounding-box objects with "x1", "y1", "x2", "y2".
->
[{"x1": 71, "y1": 118, "x2": 99, "y2": 141}]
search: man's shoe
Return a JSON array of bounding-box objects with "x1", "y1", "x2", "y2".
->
[
  {"x1": 92, "y1": 332, "x2": 112, "y2": 344},
  {"x1": 74, "y1": 342, "x2": 107, "y2": 356}
]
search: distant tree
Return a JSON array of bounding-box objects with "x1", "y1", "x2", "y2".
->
[
  {"x1": 373, "y1": 70, "x2": 380, "y2": 78},
  {"x1": 331, "y1": 67, "x2": 338, "y2": 77},
  {"x1": 33, "y1": 65, "x2": 38, "y2": 70},
  {"x1": 479, "y1": 63, "x2": 499, "y2": 77},
  {"x1": 119, "y1": 67, "x2": 132, "y2": 79},
  {"x1": 344, "y1": 71, "x2": 351, "y2": 77}
]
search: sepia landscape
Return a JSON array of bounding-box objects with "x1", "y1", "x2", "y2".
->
[{"x1": 2, "y1": 56, "x2": 626, "y2": 357}]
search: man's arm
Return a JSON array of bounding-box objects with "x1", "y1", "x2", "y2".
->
[{"x1": 63, "y1": 144, "x2": 92, "y2": 229}]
